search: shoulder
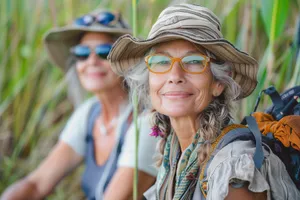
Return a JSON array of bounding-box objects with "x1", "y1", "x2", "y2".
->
[
  {"x1": 118, "y1": 111, "x2": 159, "y2": 176},
  {"x1": 67, "y1": 96, "x2": 99, "y2": 123},
  {"x1": 216, "y1": 140, "x2": 257, "y2": 158},
  {"x1": 208, "y1": 140, "x2": 259, "y2": 179},
  {"x1": 74, "y1": 96, "x2": 98, "y2": 115},
  {"x1": 118, "y1": 101, "x2": 133, "y2": 124},
  {"x1": 59, "y1": 97, "x2": 99, "y2": 156},
  {"x1": 205, "y1": 139, "x2": 300, "y2": 199},
  {"x1": 124, "y1": 111, "x2": 159, "y2": 145},
  {"x1": 204, "y1": 140, "x2": 269, "y2": 199},
  {"x1": 64, "y1": 96, "x2": 98, "y2": 127},
  {"x1": 124, "y1": 111, "x2": 159, "y2": 144}
]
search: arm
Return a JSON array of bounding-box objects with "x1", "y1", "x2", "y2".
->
[
  {"x1": 1, "y1": 98, "x2": 95, "y2": 200},
  {"x1": 104, "y1": 167, "x2": 155, "y2": 200},
  {"x1": 225, "y1": 184, "x2": 267, "y2": 200},
  {"x1": 1, "y1": 141, "x2": 83, "y2": 200}
]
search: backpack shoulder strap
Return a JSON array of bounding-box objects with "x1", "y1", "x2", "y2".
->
[
  {"x1": 85, "y1": 102, "x2": 101, "y2": 143},
  {"x1": 198, "y1": 124, "x2": 246, "y2": 198},
  {"x1": 264, "y1": 86, "x2": 284, "y2": 110},
  {"x1": 198, "y1": 119, "x2": 265, "y2": 198},
  {"x1": 244, "y1": 116, "x2": 264, "y2": 169}
]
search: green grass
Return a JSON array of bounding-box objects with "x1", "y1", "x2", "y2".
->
[{"x1": 1, "y1": 0, "x2": 300, "y2": 199}]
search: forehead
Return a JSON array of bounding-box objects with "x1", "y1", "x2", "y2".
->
[
  {"x1": 79, "y1": 32, "x2": 114, "y2": 46},
  {"x1": 153, "y1": 39, "x2": 207, "y2": 55}
]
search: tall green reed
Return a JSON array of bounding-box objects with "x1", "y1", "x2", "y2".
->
[{"x1": 131, "y1": 0, "x2": 139, "y2": 199}]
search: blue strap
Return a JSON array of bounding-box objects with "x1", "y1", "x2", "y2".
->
[
  {"x1": 295, "y1": 104, "x2": 300, "y2": 115},
  {"x1": 264, "y1": 86, "x2": 284, "y2": 112},
  {"x1": 245, "y1": 116, "x2": 264, "y2": 169},
  {"x1": 85, "y1": 103, "x2": 101, "y2": 143},
  {"x1": 293, "y1": 92, "x2": 300, "y2": 115},
  {"x1": 215, "y1": 128, "x2": 254, "y2": 149}
]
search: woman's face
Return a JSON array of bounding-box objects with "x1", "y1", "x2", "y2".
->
[
  {"x1": 149, "y1": 39, "x2": 223, "y2": 118},
  {"x1": 75, "y1": 32, "x2": 121, "y2": 93}
]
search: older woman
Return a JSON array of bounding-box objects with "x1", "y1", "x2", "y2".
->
[
  {"x1": 108, "y1": 3, "x2": 300, "y2": 200},
  {"x1": 1, "y1": 9, "x2": 157, "y2": 200}
]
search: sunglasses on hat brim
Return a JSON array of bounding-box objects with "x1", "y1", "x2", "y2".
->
[{"x1": 74, "y1": 11, "x2": 127, "y2": 28}]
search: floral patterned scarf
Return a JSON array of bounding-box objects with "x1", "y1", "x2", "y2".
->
[{"x1": 156, "y1": 130, "x2": 205, "y2": 200}]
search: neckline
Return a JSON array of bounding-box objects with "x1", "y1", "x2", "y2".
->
[{"x1": 91, "y1": 101, "x2": 133, "y2": 167}]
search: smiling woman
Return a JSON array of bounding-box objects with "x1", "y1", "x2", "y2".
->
[
  {"x1": 108, "y1": 3, "x2": 300, "y2": 200},
  {"x1": 1, "y1": 8, "x2": 158, "y2": 200}
]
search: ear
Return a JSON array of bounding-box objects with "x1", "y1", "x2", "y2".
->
[{"x1": 212, "y1": 81, "x2": 225, "y2": 97}]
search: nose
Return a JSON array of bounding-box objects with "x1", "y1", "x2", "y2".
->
[
  {"x1": 167, "y1": 61, "x2": 186, "y2": 84},
  {"x1": 85, "y1": 52, "x2": 98, "y2": 66}
]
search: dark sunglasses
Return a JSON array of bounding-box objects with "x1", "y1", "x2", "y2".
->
[
  {"x1": 70, "y1": 44, "x2": 112, "y2": 61},
  {"x1": 74, "y1": 11, "x2": 127, "y2": 28}
]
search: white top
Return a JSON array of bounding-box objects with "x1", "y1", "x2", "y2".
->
[
  {"x1": 117, "y1": 112, "x2": 160, "y2": 176},
  {"x1": 59, "y1": 97, "x2": 159, "y2": 177}
]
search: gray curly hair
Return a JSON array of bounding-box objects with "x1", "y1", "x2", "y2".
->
[{"x1": 123, "y1": 47, "x2": 241, "y2": 166}]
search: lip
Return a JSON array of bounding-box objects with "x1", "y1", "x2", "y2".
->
[
  {"x1": 162, "y1": 91, "x2": 193, "y2": 99},
  {"x1": 87, "y1": 72, "x2": 107, "y2": 78}
]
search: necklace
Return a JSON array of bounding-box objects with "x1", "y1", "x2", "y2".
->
[
  {"x1": 99, "y1": 117, "x2": 117, "y2": 136},
  {"x1": 98, "y1": 100, "x2": 128, "y2": 136}
]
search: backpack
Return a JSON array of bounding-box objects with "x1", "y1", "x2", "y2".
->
[
  {"x1": 253, "y1": 85, "x2": 300, "y2": 188},
  {"x1": 199, "y1": 85, "x2": 300, "y2": 198}
]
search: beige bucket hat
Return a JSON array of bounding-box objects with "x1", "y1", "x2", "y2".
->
[
  {"x1": 44, "y1": 9, "x2": 132, "y2": 72},
  {"x1": 108, "y1": 3, "x2": 258, "y2": 99}
]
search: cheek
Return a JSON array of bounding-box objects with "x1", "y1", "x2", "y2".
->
[
  {"x1": 194, "y1": 89, "x2": 213, "y2": 111},
  {"x1": 101, "y1": 60, "x2": 111, "y2": 69},
  {"x1": 100, "y1": 60, "x2": 117, "y2": 76},
  {"x1": 107, "y1": 67, "x2": 119, "y2": 79},
  {"x1": 75, "y1": 62, "x2": 85, "y2": 79},
  {"x1": 149, "y1": 74, "x2": 165, "y2": 107},
  {"x1": 192, "y1": 72, "x2": 215, "y2": 110}
]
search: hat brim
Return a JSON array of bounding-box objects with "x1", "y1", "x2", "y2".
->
[
  {"x1": 108, "y1": 31, "x2": 258, "y2": 99},
  {"x1": 44, "y1": 26, "x2": 132, "y2": 72}
]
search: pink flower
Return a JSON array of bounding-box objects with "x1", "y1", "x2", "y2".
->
[{"x1": 149, "y1": 125, "x2": 164, "y2": 137}]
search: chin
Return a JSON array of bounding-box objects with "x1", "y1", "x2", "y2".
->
[
  {"x1": 83, "y1": 80, "x2": 113, "y2": 91},
  {"x1": 84, "y1": 87, "x2": 103, "y2": 93},
  {"x1": 158, "y1": 108, "x2": 193, "y2": 118}
]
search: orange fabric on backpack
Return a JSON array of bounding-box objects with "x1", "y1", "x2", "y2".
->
[{"x1": 252, "y1": 112, "x2": 300, "y2": 151}]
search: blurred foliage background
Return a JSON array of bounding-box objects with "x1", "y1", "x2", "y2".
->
[{"x1": 0, "y1": 0, "x2": 300, "y2": 199}]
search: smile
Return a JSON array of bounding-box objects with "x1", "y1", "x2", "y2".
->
[
  {"x1": 162, "y1": 91, "x2": 193, "y2": 99},
  {"x1": 88, "y1": 72, "x2": 107, "y2": 77}
]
